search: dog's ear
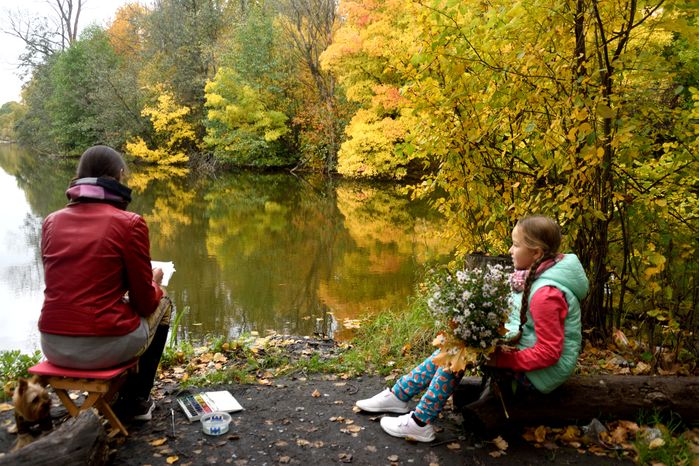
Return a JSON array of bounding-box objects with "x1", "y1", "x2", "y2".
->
[
  {"x1": 16, "y1": 378, "x2": 28, "y2": 396},
  {"x1": 29, "y1": 375, "x2": 47, "y2": 387}
]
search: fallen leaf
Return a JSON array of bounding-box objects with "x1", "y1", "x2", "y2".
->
[
  {"x1": 279, "y1": 456, "x2": 291, "y2": 464},
  {"x1": 339, "y1": 452, "x2": 352, "y2": 463},
  {"x1": 150, "y1": 438, "x2": 168, "y2": 447},
  {"x1": 492, "y1": 436, "x2": 508, "y2": 451},
  {"x1": 387, "y1": 455, "x2": 399, "y2": 461},
  {"x1": 274, "y1": 441, "x2": 288, "y2": 447},
  {"x1": 0, "y1": 403, "x2": 13, "y2": 413},
  {"x1": 522, "y1": 427, "x2": 537, "y2": 442},
  {"x1": 534, "y1": 425, "x2": 548, "y2": 443},
  {"x1": 365, "y1": 445, "x2": 377, "y2": 453},
  {"x1": 633, "y1": 361, "x2": 651, "y2": 375},
  {"x1": 558, "y1": 425, "x2": 581, "y2": 443},
  {"x1": 313, "y1": 441, "x2": 324, "y2": 448},
  {"x1": 166, "y1": 456, "x2": 179, "y2": 464},
  {"x1": 447, "y1": 442, "x2": 461, "y2": 450},
  {"x1": 610, "y1": 425, "x2": 629, "y2": 444},
  {"x1": 488, "y1": 451, "x2": 505, "y2": 458},
  {"x1": 649, "y1": 438, "x2": 665, "y2": 449},
  {"x1": 297, "y1": 439, "x2": 311, "y2": 447},
  {"x1": 311, "y1": 389, "x2": 321, "y2": 398}
]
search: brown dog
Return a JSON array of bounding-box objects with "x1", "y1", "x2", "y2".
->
[{"x1": 9, "y1": 376, "x2": 52, "y2": 451}]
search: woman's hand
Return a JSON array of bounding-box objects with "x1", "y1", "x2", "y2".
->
[{"x1": 152, "y1": 267, "x2": 164, "y2": 286}]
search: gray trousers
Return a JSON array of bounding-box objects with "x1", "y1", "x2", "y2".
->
[{"x1": 40, "y1": 296, "x2": 172, "y2": 369}]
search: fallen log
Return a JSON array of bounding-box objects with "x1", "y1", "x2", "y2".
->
[
  {"x1": 0, "y1": 409, "x2": 109, "y2": 466},
  {"x1": 453, "y1": 375, "x2": 699, "y2": 432}
]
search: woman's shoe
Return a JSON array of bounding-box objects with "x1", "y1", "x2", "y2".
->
[{"x1": 132, "y1": 396, "x2": 155, "y2": 421}]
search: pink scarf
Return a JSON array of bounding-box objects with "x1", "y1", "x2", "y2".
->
[{"x1": 509, "y1": 254, "x2": 563, "y2": 292}]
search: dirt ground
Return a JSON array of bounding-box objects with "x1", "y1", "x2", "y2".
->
[{"x1": 1, "y1": 373, "x2": 635, "y2": 465}]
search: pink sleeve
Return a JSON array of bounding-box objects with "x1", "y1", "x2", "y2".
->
[{"x1": 494, "y1": 286, "x2": 567, "y2": 372}]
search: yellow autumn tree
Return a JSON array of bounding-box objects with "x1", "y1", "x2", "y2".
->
[
  {"x1": 107, "y1": 3, "x2": 148, "y2": 57},
  {"x1": 328, "y1": 0, "x2": 698, "y2": 344},
  {"x1": 126, "y1": 86, "x2": 197, "y2": 165},
  {"x1": 320, "y1": 0, "x2": 423, "y2": 179}
]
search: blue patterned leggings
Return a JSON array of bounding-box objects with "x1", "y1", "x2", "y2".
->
[{"x1": 390, "y1": 350, "x2": 462, "y2": 424}]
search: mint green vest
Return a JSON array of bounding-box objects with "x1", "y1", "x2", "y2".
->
[{"x1": 504, "y1": 254, "x2": 586, "y2": 393}]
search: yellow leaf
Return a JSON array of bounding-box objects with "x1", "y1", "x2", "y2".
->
[
  {"x1": 649, "y1": 438, "x2": 665, "y2": 449},
  {"x1": 492, "y1": 435, "x2": 508, "y2": 450},
  {"x1": 534, "y1": 425, "x2": 548, "y2": 443},
  {"x1": 0, "y1": 403, "x2": 13, "y2": 413},
  {"x1": 311, "y1": 389, "x2": 321, "y2": 398},
  {"x1": 447, "y1": 442, "x2": 461, "y2": 450},
  {"x1": 166, "y1": 456, "x2": 179, "y2": 464},
  {"x1": 150, "y1": 437, "x2": 168, "y2": 446}
]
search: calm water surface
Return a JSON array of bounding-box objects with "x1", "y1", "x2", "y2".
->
[{"x1": 0, "y1": 144, "x2": 454, "y2": 353}]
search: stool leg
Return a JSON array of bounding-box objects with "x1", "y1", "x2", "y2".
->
[
  {"x1": 53, "y1": 389, "x2": 80, "y2": 417},
  {"x1": 95, "y1": 398, "x2": 129, "y2": 436}
]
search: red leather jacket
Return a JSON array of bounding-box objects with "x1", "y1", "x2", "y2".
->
[{"x1": 39, "y1": 202, "x2": 163, "y2": 337}]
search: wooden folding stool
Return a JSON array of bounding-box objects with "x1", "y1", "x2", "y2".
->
[{"x1": 28, "y1": 359, "x2": 137, "y2": 436}]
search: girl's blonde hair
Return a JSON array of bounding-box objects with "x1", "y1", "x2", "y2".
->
[
  {"x1": 511, "y1": 215, "x2": 562, "y2": 344},
  {"x1": 516, "y1": 215, "x2": 561, "y2": 258}
]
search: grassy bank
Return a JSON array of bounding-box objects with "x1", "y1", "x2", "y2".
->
[{"x1": 158, "y1": 295, "x2": 437, "y2": 386}]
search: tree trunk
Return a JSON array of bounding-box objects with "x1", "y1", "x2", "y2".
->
[
  {"x1": 0, "y1": 409, "x2": 109, "y2": 466},
  {"x1": 454, "y1": 375, "x2": 699, "y2": 433}
]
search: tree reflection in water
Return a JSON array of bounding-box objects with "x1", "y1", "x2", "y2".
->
[{"x1": 0, "y1": 145, "x2": 454, "y2": 352}]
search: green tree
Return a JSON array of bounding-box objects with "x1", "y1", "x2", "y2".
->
[
  {"x1": 0, "y1": 102, "x2": 26, "y2": 141},
  {"x1": 277, "y1": 0, "x2": 344, "y2": 172},
  {"x1": 203, "y1": 3, "x2": 297, "y2": 167},
  {"x1": 204, "y1": 67, "x2": 291, "y2": 166},
  {"x1": 140, "y1": 0, "x2": 224, "y2": 139},
  {"x1": 16, "y1": 25, "x2": 147, "y2": 153}
]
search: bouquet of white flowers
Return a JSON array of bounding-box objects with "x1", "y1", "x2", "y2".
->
[{"x1": 427, "y1": 263, "x2": 512, "y2": 372}]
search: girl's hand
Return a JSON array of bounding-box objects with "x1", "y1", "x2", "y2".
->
[{"x1": 152, "y1": 267, "x2": 164, "y2": 286}]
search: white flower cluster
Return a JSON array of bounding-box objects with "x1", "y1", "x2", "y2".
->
[{"x1": 427, "y1": 263, "x2": 512, "y2": 350}]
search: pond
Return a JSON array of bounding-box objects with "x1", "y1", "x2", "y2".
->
[{"x1": 0, "y1": 144, "x2": 454, "y2": 353}]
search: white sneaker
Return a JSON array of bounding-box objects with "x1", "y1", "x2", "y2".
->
[
  {"x1": 355, "y1": 388, "x2": 410, "y2": 414},
  {"x1": 380, "y1": 412, "x2": 435, "y2": 443}
]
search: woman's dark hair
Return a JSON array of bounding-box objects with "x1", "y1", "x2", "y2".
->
[
  {"x1": 511, "y1": 215, "x2": 562, "y2": 344},
  {"x1": 76, "y1": 145, "x2": 127, "y2": 179}
]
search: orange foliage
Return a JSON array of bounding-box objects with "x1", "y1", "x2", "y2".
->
[{"x1": 107, "y1": 3, "x2": 148, "y2": 57}]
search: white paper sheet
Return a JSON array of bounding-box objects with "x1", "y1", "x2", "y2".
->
[{"x1": 151, "y1": 260, "x2": 176, "y2": 286}]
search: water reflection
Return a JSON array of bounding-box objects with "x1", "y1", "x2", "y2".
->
[{"x1": 0, "y1": 144, "x2": 454, "y2": 353}]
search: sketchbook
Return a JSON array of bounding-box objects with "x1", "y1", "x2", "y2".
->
[{"x1": 176, "y1": 390, "x2": 244, "y2": 422}]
